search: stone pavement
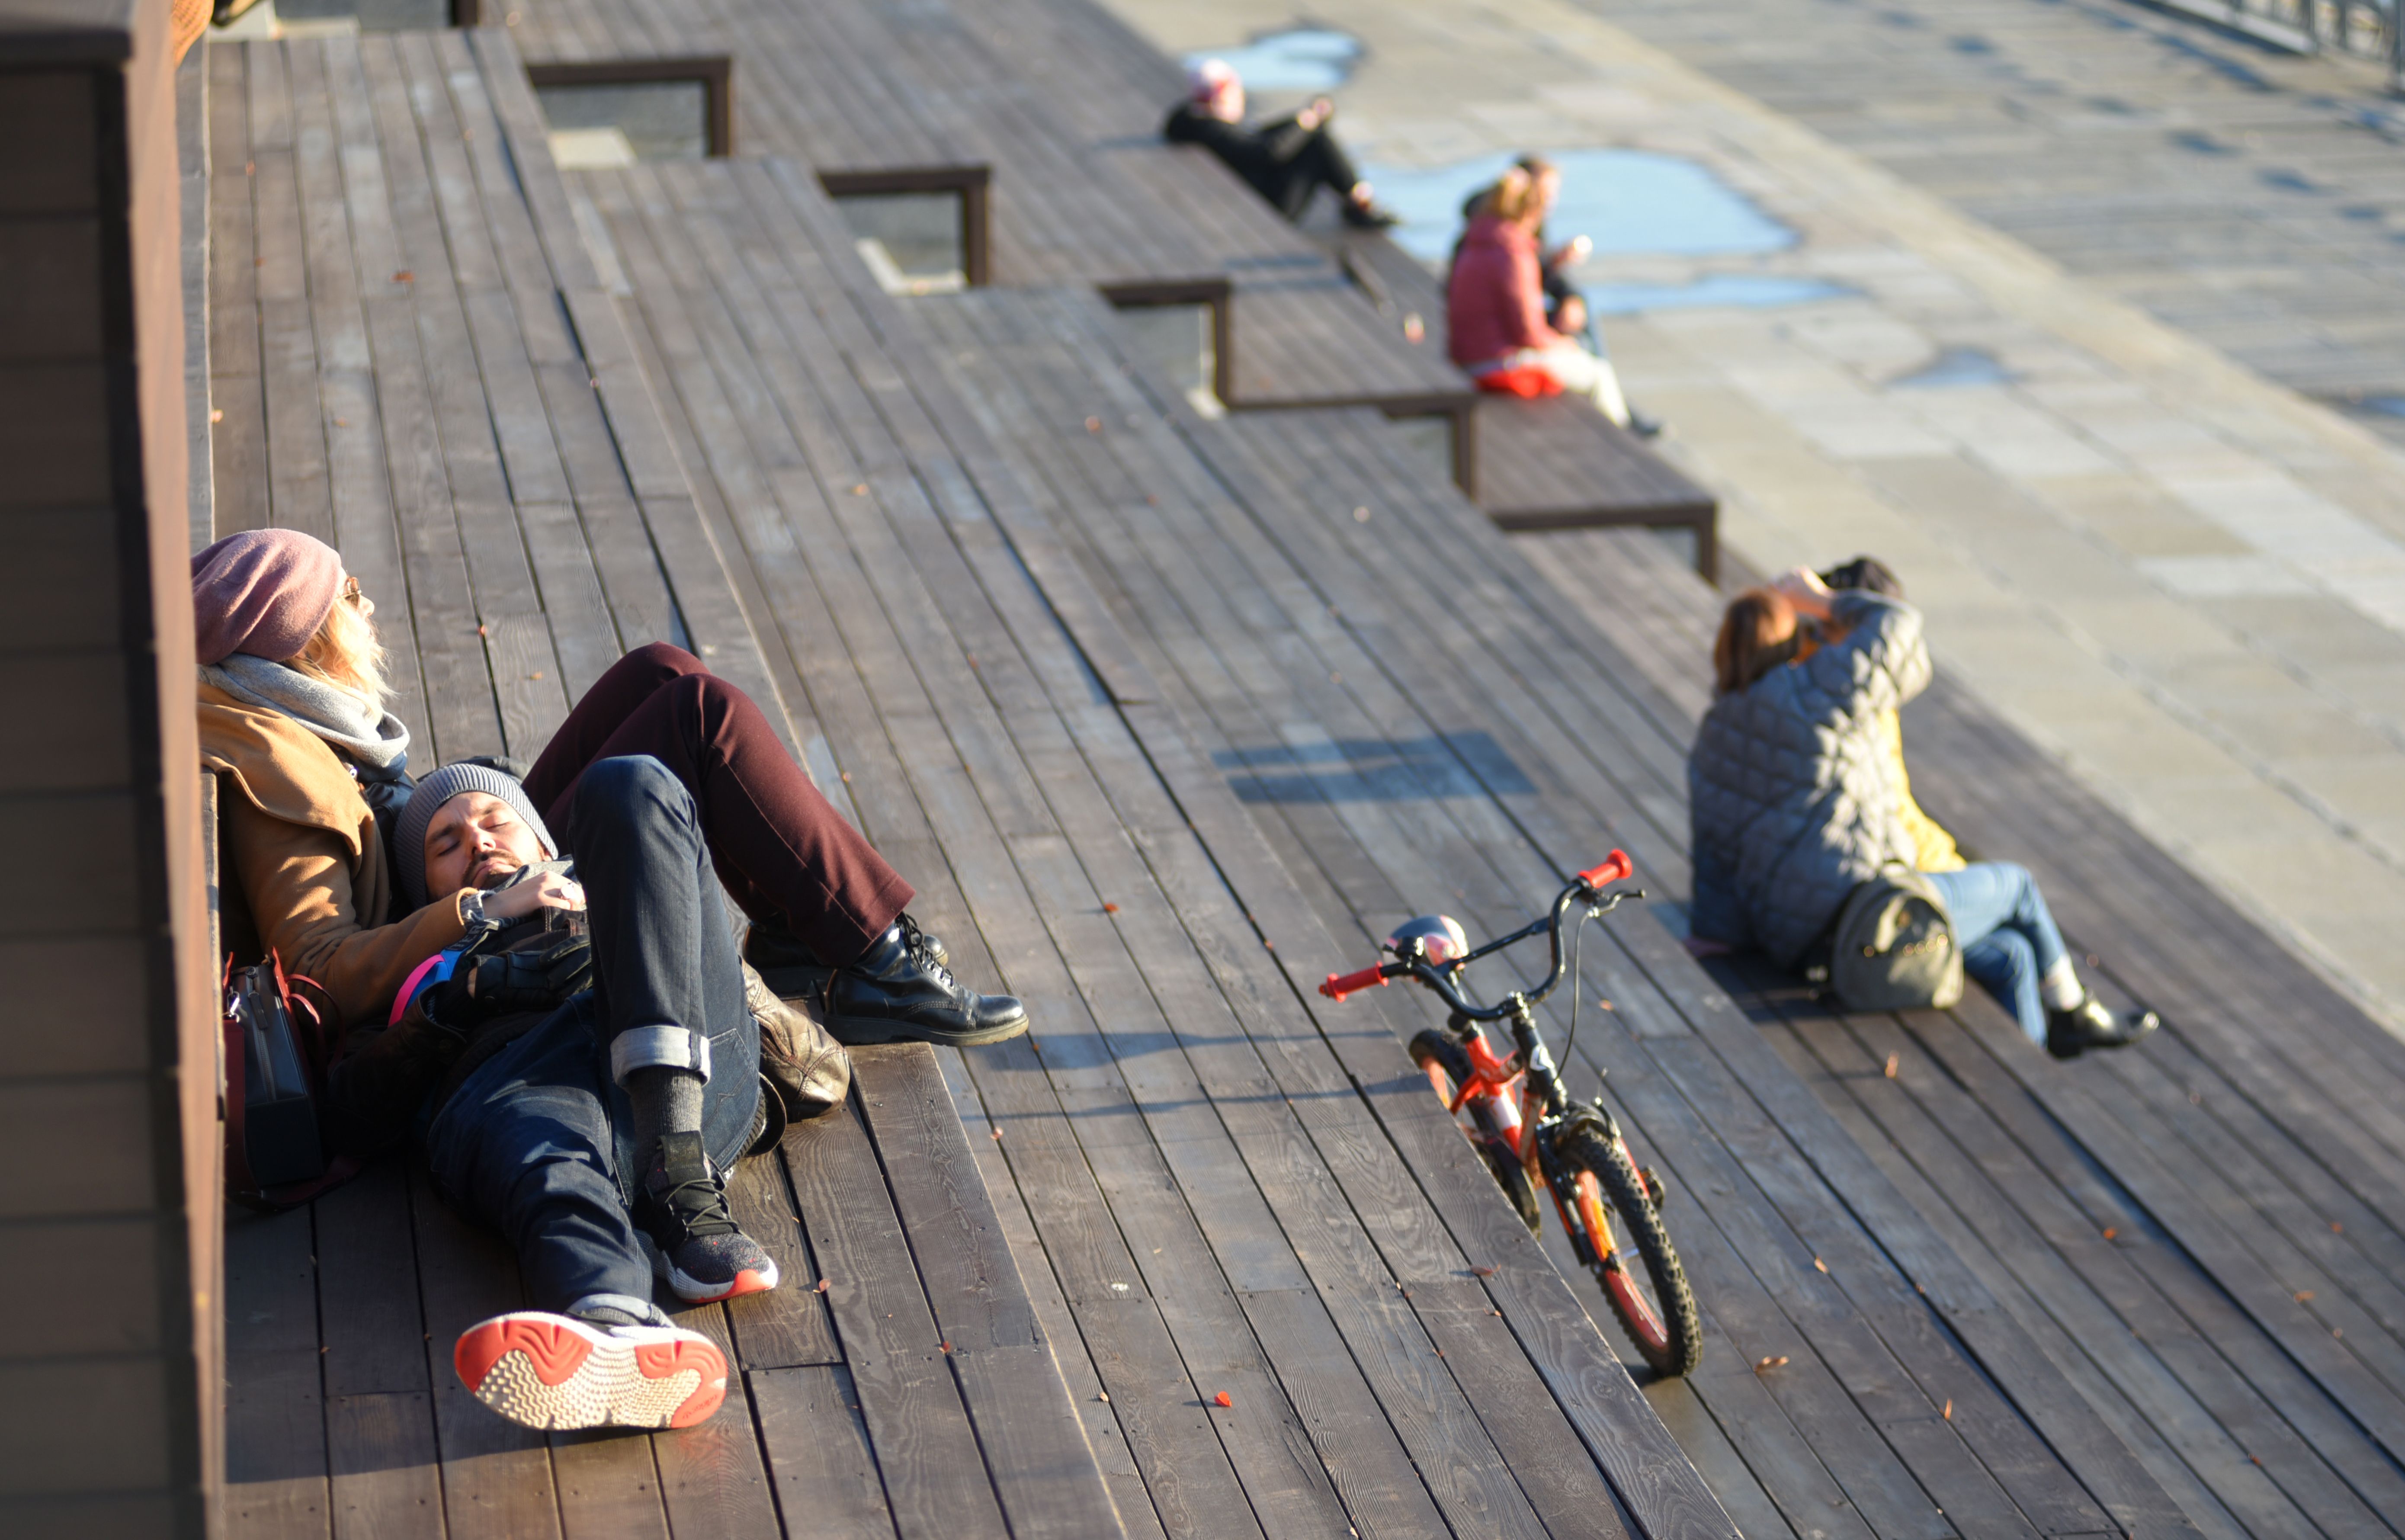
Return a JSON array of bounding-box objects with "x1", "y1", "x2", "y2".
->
[
  {"x1": 1093, "y1": 0, "x2": 2405, "y2": 1033},
  {"x1": 1591, "y1": 0, "x2": 2405, "y2": 441}
]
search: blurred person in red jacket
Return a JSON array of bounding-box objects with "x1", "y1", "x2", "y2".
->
[{"x1": 1448, "y1": 159, "x2": 1646, "y2": 432}]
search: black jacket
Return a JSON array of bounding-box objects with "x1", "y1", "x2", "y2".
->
[
  {"x1": 323, "y1": 864, "x2": 584, "y2": 1156},
  {"x1": 1162, "y1": 103, "x2": 1313, "y2": 200}
]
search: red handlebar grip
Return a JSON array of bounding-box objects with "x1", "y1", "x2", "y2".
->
[
  {"x1": 1320, "y1": 964, "x2": 1392, "y2": 1001},
  {"x1": 1578, "y1": 850, "x2": 1633, "y2": 889}
]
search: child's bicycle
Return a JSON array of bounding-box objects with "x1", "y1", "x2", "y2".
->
[{"x1": 1321, "y1": 852, "x2": 1704, "y2": 1377}]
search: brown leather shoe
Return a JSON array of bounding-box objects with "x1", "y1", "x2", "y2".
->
[{"x1": 742, "y1": 962, "x2": 851, "y2": 1125}]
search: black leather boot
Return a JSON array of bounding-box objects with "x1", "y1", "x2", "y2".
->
[
  {"x1": 824, "y1": 914, "x2": 1027, "y2": 1046},
  {"x1": 744, "y1": 918, "x2": 944, "y2": 1002},
  {"x1": 2046, "y1": 993, "x2": 2158, "y2": 1061}
]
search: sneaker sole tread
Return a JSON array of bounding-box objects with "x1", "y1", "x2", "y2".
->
[{"x1": 456, "y1": 1315, "x2": 725, "y2": 1430}]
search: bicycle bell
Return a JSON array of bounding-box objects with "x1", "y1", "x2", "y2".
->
[{"x1": 1387, "y1": 914, "x2": 1469, "y2": 967}]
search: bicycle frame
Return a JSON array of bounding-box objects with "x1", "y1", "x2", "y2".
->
[
  {"x1": 1439, "y1": 1016, "x2": 1536, "y2": 1165},
  {"x1": 1330, "y1": 853, "x2": 1645, "y2": 1250}
]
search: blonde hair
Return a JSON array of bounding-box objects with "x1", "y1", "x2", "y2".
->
[
  {"x1": 289, "y1": 588, "x2": 391, "y2": 711},
  {"x1": 1487, "y1": 166, "x2": 1542, "y2": 225}
]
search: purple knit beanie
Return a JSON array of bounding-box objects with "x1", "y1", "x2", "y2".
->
[{"x1": 191, "y1": 529, "x2": 344, "y2": 666}]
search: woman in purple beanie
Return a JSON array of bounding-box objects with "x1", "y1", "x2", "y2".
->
[{"x1": 195, "y1": 530, "x2": 457, "y2": 1019}]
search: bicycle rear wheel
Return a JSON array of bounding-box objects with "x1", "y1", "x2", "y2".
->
[
  {"x1": 1410, "y1": 1030, "x2": 1541, "y2": 1233},
  {"x1": 1549, "y1": 1114, "x2": 1702, "y2": 1377}
]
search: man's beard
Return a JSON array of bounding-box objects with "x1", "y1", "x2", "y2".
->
[{"x1": 468, "y1": 852, "x2": 522, "y2": 890}]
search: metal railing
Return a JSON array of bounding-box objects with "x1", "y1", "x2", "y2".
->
[{"x1": 2148, "y1": 0, "x2": 2404, "y2": 89}]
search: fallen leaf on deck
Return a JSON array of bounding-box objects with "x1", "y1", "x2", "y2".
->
[
  {"x1": 815, "y1": 1279, "x2": 830, "y2": 1293},
  {"x1": 1755, "y1": 1356, "x2": 1787, "y2": 1371},
  {"x1": 1213, "y1": 1392, "x2": 1232, "y2": 1408},
  {"x1": 1814, "y1": 1258, "x2": 1828, "y2": 1273},
  {"x1": 1942, "y1": 1399, "x2": 1953, "y2": 1420},
  {"x1": 1470, "y1": 1265, "x2": 1495, "y2": 1277},
  {"x1": 1884, "y1": 1054, "x2": 1899, "y2": 1078}
]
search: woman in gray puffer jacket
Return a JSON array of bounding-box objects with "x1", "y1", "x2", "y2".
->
[{"x1": 1687, "y1": 570, "x2": 2156, "y2": 1060}]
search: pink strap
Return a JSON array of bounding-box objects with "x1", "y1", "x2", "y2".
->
[{"x1": 391, "y1": 953, "x2": 448, "y2": 1025}]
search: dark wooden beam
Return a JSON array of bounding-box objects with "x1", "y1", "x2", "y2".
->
[
  {"x1": 818, "y1": 165, "x2": 994, "y2": 288},
  {"x1": 525, "y1": 55, "x2": 735, "y2": 157},
  {"x1": 1099, "y1": 276, "x2": 1234, "y2": 402}
]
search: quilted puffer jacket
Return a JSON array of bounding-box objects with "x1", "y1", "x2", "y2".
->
[{"x1": 1687, "y1": 591, "x2": 1933, "y2": 966}]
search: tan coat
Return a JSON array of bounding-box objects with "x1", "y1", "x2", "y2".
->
[{"x1": 200, "y1": 681, "x2": 468, "y2": 1026}]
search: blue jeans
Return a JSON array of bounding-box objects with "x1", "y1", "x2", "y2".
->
[
  {"x1": 1924, "y1": 862, "x2": 2070, "y2": 1046},
  {"x1": 425, "y1": 756, "x2": 760, "y2": 1319}
]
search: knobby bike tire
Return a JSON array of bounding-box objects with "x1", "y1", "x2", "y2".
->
[
  {"x1": 1551, "y1": 1116, "x2": 1703, "y2": 1377},
  {"x1": 1409, "y1": 1030, "x2": 1542, "y2": 1233}
]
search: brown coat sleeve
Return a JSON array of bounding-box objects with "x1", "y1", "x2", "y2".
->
[{"x1": 224, "y1": 794, "x2": 469, "y2": 1026}]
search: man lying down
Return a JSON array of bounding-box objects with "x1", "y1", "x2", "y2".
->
[{"x1": 327, "y1": 748, "x2": 1026, "y2": 1431}]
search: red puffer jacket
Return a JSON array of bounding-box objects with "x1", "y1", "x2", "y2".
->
[{"x1": 1447, "y1": 214, "x2": 1560, "y2": 368}]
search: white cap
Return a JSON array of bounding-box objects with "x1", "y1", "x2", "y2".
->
[{"x1": 1186, "y1": 57, "x2": 1237, "y2": 101}]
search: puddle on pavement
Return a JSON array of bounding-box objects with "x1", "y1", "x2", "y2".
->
[
  {"x1": 1183, "y1": 28, "x2": 1362, "y2": 92},
  {"x1": 1889, "y1": 346, "x2": 2013, "y2": 388},
  {"x1": 1366, "y1": 148, "x2": 1797, "y2": 265},
  {"x1": 1360, "y1": 147, "x2": 1847, "y2": 314},
  {"x1": 1585, "y1": 275, "x2": 1850, "y2": 314}
]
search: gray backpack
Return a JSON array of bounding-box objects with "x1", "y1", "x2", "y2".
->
[{"x1": 1828, "y1": 863, "x2": 1963, "y2": 1012}]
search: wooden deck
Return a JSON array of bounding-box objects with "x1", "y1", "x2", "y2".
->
[
  {"x1": 568, "y1": 149, "x2": 1737, "y2": 1540},
  {"x1": 202, "y1": 23, "x2": 1743, "y2": 1540},
  {"x1": 904, "y1": 281, "x2": 2225, "y2": 1538},
  {"x1": 208, "y1": 32, "x2": 1120, "y2": 1537},
  {"x1": 192, "y1": 4, "x2": 2405, "y2": 1537},
  {"x1": 505, "y1": 0, "x2": 1475, "y2": 440}
]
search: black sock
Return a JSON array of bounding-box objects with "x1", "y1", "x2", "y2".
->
[{"x1": 629, "y1": 1065, "x2": 705, "y2": 1177}]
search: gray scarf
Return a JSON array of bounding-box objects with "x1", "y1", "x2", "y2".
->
[{"x1": 200, "y1": 653, "x2": 412, "y2": 781}]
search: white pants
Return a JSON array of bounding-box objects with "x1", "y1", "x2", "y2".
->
[{"x1": 1479, "y1": 340, "x2": 1631, "y2": 427}]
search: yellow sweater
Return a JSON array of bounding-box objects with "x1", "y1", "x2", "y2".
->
[{"x1": 1880, "y1": 709, "x2": 1964, "y2": 872}]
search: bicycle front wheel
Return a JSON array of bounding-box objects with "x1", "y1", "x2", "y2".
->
[{"x1": 1549, "y1": 1116, "x2": 1702, "y2": 1377}]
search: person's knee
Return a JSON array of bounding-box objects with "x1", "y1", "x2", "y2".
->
[
  {"x1": 627, "y1": 641, "x2": 706, "y2": 678},
  {"x1": 666, "y1": 669, "x2": 767, "y2": 743},
  {"x1": 1975, "y1": 859, "x2": 2035, "y2": 891},
  {"x1": 571, "y1": 754, "x2": 699, "y2": 844}
]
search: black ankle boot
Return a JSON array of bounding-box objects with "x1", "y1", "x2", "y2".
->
[
  {"x1": 824, "y1": 914, "x2": 1028, "y2": 1047},
  {"x1": 2046, "y1": 993, "x2": 2158, "y2": 1061},
  {"x1": 744, "y1": 918, "x2": 945, "y2": 1001}
]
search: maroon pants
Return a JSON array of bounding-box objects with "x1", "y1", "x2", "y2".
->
[{"x1": 523, "y1": 644, "x2": 913, "y2": 965}]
